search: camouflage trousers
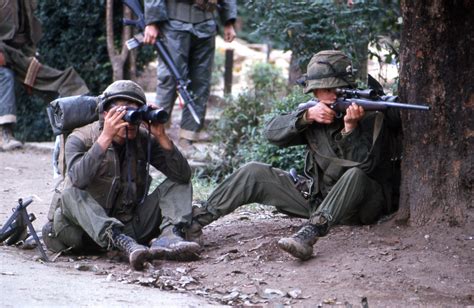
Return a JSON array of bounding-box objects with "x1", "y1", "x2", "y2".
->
[
  {"x1": 44, "y1": 179, "x2": 193, "y2": 252},
  {"x1": 204, "y1": 162, "x2": 385, "y2": 226}
]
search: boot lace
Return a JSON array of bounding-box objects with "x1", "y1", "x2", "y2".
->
[{"x1": 294, "y1": 224, "x2": 317, "y2": 241}]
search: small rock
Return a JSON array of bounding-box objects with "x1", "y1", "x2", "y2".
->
[
  {"x1": 175, "y1": 267, "x2": 187, "y2": 274},
  {"x1": 74, "y1": 263, "x2": 98, "y2": 272},
  {"x1": 223, "y1": 291, "x2": 239, "y2": 301},
  {"x1": 323, "y1": 297, "x2": 337, "y2": 304},
  {"x1": 288, "y1": 288, "x2": 302, "y2": 299},
  {"x1": 262, "y1": 288, "x2": 285, "y2": 298}
]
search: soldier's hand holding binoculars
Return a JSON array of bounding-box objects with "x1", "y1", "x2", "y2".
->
[
  {"x1": 147, "y1": 104, "x2": 173, "y2": 151},
  {"x1": 97, "y1": 106, "x2": 129, "y2": 150}
]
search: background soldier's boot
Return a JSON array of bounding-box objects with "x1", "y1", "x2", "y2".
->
[
  {"x1": 149, "y1": 225, "x2": 201, "y2": 261},
  {"x1": 112, "y1": 232, "x2": 150, "y2": 270},
  {"x1": 0, "y1": 124, "x2": 23, "y2": 151},
  {"x1": 184, "y1": 204, "x2": 214, "y2": 244},
  {"x1": 278, "y1": 216, "x2": 329, "y2": 261}
]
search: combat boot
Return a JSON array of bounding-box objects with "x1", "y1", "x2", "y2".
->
[
  {"x1": 149, "y1": 225, "x2": 201, "y2": 261},
  {"x1": 278, "y1": 216, "x2": 329, "y2": 261},
  {"x1": 112, "y1": 232, "x2": 150, "y2": 270},
  {"x1": 0, "y1": 124, "x2": 22, "y2": 151},
  {"x1": 184, "y1": 204, "x2": 215, "y2": 244}
]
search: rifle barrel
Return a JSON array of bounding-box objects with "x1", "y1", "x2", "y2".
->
[{"x1": 335, "y1": 98, "x2": 430, "y2": 111}]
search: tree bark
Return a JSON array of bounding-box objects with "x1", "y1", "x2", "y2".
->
[
  {"x1": 398, "y1": 0, "x2": 474, "y2": 225},
  {"x1": 106, "y1": 0, "x2": 132, "y2": 81},
  {"x1": 288, "y1": 52, "x2": 302, "y2": 86}
]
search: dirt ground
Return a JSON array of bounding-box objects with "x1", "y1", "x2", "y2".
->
[{"x1": 1, "y1": 146, "x2": 473, "y2": 307}]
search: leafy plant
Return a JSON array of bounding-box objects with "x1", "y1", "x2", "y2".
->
[
  {"x1": 244, "y1": 0, "x2": 401, "y2": 72},
  {"x1": 15, "y1": 0, "x2": 155, "y2": 141},
  {"x1": 207, "y1": 59, "x2": 311, "y2": 180}
]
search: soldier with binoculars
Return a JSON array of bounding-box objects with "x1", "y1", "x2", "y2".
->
[{"x1": 42, "y1": 80, "x2": 200, "y2": 270}]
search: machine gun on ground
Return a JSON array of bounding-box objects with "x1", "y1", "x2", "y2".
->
[
  {"x1": 122, "y1": 0, "x2": 201, "y2": 125},
  {"x1": 0, "y1": 198, "x2": 49, "y2": 261}
]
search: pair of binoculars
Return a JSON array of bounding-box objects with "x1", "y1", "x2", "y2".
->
[{"x1": 123, "y1": 105, "x2": 169, "y2": 125}]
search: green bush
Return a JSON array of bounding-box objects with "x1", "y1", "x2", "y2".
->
[
  {"x1": 245, "y1": 1, "x2": 400, "y2": 71},
  {"x1": 15, "y1": 0, "x2": 155, "y2": 141},
  {"x1": 207, "y1": 60, "x2": 311, "y2": 180},
  {"x1": 237, "y1": 88, "x2": 309, "y2": 174},
  {"x1": 248, "y1": 62, "x2": 286, "y2": 97}
]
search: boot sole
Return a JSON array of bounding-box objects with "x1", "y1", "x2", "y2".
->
[
  {"x1": 277, "y1": 238, "x2": 313, "y2": 261},
  {"x1": 164, "y1": 242, "x2": 201, "y2": 261},
  {"x1": 149, "y1": 246, "x2": 171, "y2": 260},
  {"x1": 129, "y1": 248, "x2": 151, "y2": 271}
]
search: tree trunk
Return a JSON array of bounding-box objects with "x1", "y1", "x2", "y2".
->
[
  {"x1": 288, "y1": 52, "x2": 302, "y2": 86},
  {"x1": 128, "y1": 49, "x2": 137, "y2": 81},
  {"x1": 398, "y1": 0, "x2": 474, "y2": 225},
  {"x1": 106, "y1": 0, "x2": 132, "y2": 81}
]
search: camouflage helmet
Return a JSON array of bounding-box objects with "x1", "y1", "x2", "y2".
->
[
  {"x1": 303, "y1": 50, "x2": 355, "y2": 93},
  {"x1": 100, "y1": 80, "x2": 146, "y2": 111}
]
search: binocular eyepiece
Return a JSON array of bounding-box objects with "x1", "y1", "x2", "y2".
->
[{"x1": 123, "y1": 105, "x2": 169, "y2": 125}]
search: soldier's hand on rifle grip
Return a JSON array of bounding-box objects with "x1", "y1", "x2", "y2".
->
[
  {"x1": 306, "y1": 102, "x2": 336, "y2": 124},
  {"x1": 144, "y1": 24, "x2": 160, "y2": 45},
  {"x1": 343, "y1": 103, "x2": 365, "y2": 133}
]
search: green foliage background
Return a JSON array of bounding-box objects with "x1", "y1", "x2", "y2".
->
[
  {"x1": 245, "y1": 0, "x2": 400, "y2": 69},
  {"x1": 15, "y1": 0, "x2": 155, "y2": 141},
  {"x1": 208, "y1": 0, "x2": 401, "y2": 180},
  {"x1": 205, "y1": 63, "x2": 309, "y2": 181}
]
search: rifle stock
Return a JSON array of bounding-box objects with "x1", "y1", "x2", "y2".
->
[{"x1": 122, "y1": 0, "x2": 201, "y2": 125}]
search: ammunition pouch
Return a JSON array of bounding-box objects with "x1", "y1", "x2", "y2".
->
[{"x1": 24, "y1": 57, "x2": 42, "y2": 88}]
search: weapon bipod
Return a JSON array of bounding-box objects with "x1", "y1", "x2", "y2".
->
[{"x1": 0, "y1": 197, "x2": 49, "y2": 262}]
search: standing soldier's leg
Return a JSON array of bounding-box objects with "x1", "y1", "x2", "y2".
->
[
  {"x1": 186, "y1": 162, "x2": 311, "y2": 240},
  {"x1": 179, "y1": 34, "x2": 215, "y2": 142},
  {"x1": 278, "y1": 167, "x2": 385, "y2": 260},
  {"x1": 155, "y1": 27, "x2": 191, "y2": 125},
  {"x1": 0, "y1": 67, "x2": 22, "y2": 151}
]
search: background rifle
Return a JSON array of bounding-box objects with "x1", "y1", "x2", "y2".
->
[
  {"x1": 0, "y1": 198, "x2": 49, "y2": 261},
  {"x1": 122, "y1": 0, "x2": 201, "y2": 125},
  {"x1": 298, "y1": 88, "x2": 430, "y2": 115}
]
